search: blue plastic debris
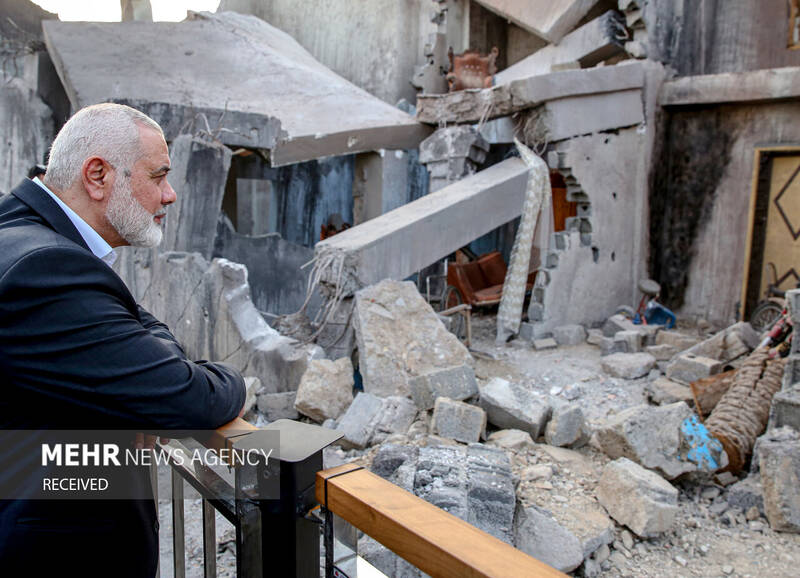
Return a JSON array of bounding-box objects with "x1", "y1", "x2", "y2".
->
[{"x1": 679, "y1": 414, "x2": 725, "y2": 471}]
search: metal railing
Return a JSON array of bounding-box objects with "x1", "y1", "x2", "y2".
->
[{"x1": 157, "y1": 418, "x2": 564, "y2": 578}]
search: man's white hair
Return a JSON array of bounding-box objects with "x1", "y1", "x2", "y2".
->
[{"x1": 45, "y1": 103, "x2": 164, "y2": 191}]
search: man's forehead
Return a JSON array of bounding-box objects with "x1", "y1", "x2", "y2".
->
[{"x1": 137, "y1": 126, "x2": 170, "y2": 166}]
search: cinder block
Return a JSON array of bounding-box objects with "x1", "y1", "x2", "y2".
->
[
  {"x1": 408, "y1": 365, "x2": 478, "y2": 410},
  {"x1": 432, "y1": 397, "x2": 486, "y2": 443},
  {"x1": 666, "y1": 354, "x2": 722, "y2": 385},
  {"x1": 615, "y1": 330, "x2": 643, "y2": 353}
]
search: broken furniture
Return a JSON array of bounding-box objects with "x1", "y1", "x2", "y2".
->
[{"x1": 446, "y1": 46, "x2": 499, "y2": 91}]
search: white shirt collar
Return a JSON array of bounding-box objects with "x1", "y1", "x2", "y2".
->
[{"x1": 32, "y1": 177, "x2": 117, "y2": 266}]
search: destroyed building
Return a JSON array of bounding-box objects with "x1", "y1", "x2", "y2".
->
[{"x1": 1, "y1": 0, "x2": 800, "y2": 576}]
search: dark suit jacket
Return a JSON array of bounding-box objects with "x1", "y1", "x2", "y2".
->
[{"x1": 0, "y1": 179, "x2": 246, "y2": 576}]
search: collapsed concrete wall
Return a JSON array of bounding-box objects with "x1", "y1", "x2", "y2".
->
[{"x1": 114, "y1": 250, "x2": 322, "y2": 393}]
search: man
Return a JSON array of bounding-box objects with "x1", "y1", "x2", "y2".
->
[{"x1": 0, "y1": 103, "x2": 246, "y2": 575}]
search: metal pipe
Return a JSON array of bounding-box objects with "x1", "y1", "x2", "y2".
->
[{"x1": 172, "y1": 469, "x2": 186, "y2": 578}]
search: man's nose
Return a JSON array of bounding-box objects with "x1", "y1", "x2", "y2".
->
[{"x1": 162, "y1": 181, "x2": 177, "y2": 205}]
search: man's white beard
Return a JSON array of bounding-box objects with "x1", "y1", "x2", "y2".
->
[{"x1": 105, "y1": 175, "x2": 164, "y2": 248}]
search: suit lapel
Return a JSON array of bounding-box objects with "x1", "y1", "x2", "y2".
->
[{"x1": 11, "y1": 179, "x2": 91, "y2": 252}]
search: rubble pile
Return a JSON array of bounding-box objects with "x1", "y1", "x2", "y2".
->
[{"x1": 296, "y1": 281, "x2": 800, "y2": 576}]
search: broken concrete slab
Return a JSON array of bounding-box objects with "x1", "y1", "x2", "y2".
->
[
  {"x1": 335, "y1": 392, "x2": 384, "y2": 449},
  {"x1": 534, "y1": 338, "x2": 558, "y2": 350},
  {"x1": 496, "y1": 11, "x2": 625, "y2": 85},
  {"x1": 601, "y1": 352, "x2": 656, "y2": 379},
  {"x1": 655, "y1": 331, "x2": 701, "y2": 351},
  {"x1": 599, "y1": 337, "x2": 627, "y2": 356},
  {"x1": 416, "y1": 61, "x2": 645, "y2": 125},
  {"x1": 757, "y1": 429, "x2": 800, "y2": 532},
  {"x1": 294, "y1": 357, "x2": 354, "y2": 423},
  {"x1": 587, "y1": 328, "x2": 604, "y2": 346},
  {"x1": 479, "y1": 377, "x2": 552, "y2": 438},
  {"x1": 646, "y1": 378, "x2": 694, "y2": 406},
  {"x1": 595, "y1": 402, "x2": 696, "y2": 479},
  {"x1": 315, "y1": 158, "x2": 529, "y2": 291},
  {"x1": 474, "y1": 0, "x2": 600, "y2": 44},
  {"x1": 114, "y1": 251, "x2": 322, "y2": 394},
  {"x1": 545, "y1": 404, "x2": 586, "y2": 448},
  {"x1": 432, "y1": 397, "x2": 486, "y2": 443},
  {"x1": 602, "y1": 313, "x2": 640, "y2": 337},
  {"x1": 680, "y1": 322, "x2": 760, "y2": 365},
  {"x1": 161, "y1": 135, "x2": 231, "y2": 259},
  {"x1": 769, "y1": 384, "x2": 800, "y2": 431},
  {"x1": 408, "y1": 365, "x2": 478, "y2": 410},
  {"x1": 552, "y1": 324, "x2": 586, "y2": 346},
  {"x1": 256, "y1": 391, "x2": 298, "y2": 421},
  {"x1": 666, "y1": 354, "x2": 723, "y2": 385},
  {"x1": 419, "y1": 126, "x2": 491, "y2": 192},
  {"x1": 513, "y1": 505, "x2": 584, "y2": 573},
  {"x1": 353, "y1": 280, "x2": 472, "y2": 397},
  {"x1": 43, "y1": 12, "x2": 429, "y2": 167},
  {"x1": 369, "y1": 396, "x2": 418, "y2": 446},
  {"x1": 596, "y1": 457, "x2": 678, "y2": 538},
  {"x1": 615, "y1": 330, "x2": 643, "y2": 353},
  {"x1": 646, "y1": 343, "x2": 678, "y2": 361},
  {"x1": 660, "y1": 66, "x2": 800, "y2": 108}
]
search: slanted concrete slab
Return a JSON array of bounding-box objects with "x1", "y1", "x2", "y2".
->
[
  {"x1": 315, "y1": 157, "x2": 529, "y2": 290},
  {"x1": 660, "y1": 67, "x2": 800, "y2": 107},
  {"x1": 473, "y1": 0, "x2": 600, "y2": 44},
  {"x1": 496, "y1": 11, "x2": 625, "y2": 85},
  {"x1": 417, "y1": 62, "x2": 645, "y2": 125},
  {"x1": 42, "y1": 12, "x2": 429, "y2": 166}
]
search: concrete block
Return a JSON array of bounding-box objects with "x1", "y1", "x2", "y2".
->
[
  {"x1": 783, "y1": 355, "x2": 800, "y2": 390},
  {"x1": 587, "y1": 328, "x2": 604, "y2": 346},
  {"x1": 655, "y1": 331, "x2": 700, "y2": 351},
  {"x1": 479, "y1": 378, "x2": 552, "y2": 438},
  {"x1": 602, "y1": 313, "x2": 639, "y2": 337},
  {"x1": 534, "y1": 338, "x2": 558, "y2": 350},
  {"x1": 788, "y1": 289, "x2": 800, "y2": 328},
  {"x1": 596, "y1": 458, "x2": 678, "y2": 537},
  {"x1": 513, "y1": 505, "x2": 584, "y2": 573},
  {"x1": 294, "y1": 357, "x2": 354, "y2": 423},
  {"x1": 615, "y1": 330, "x2": 643, "y2": 353},
  {"x1": 680, "y1": 322, "x2": 760, "y2": 364},
  {"x1": 666, "y1": 354, "x2": 722, "y2": 385},
  {"x1": 466, "y1": 444, "x2": 516, "y2": 543},
  {"x1": 418, "y1": 125, "x2": 489, "y2": 164},
  {"x1": 758, "y1": 430, "x2": 800, "y2": 532},
  {"x1": 369, "y1": 396, "x2": 419, "y2": 445},
  {"x1": 335, "y1": 392, "x2": 384, "y2": 449},
  {"x1": 770, "y1": 385, "x2": 800, "y2": 431},
  {"x1": 545, "y1": 404, "x2": 586, "y2": 447},
  {"x1": 601, "y1": 353, "x2": 656, "y2": 379},
  {"x1": 595, "y1": 402, "x2": 696, "y2": 479},
  {"x1": 646, "y1": 378, "x2": 693, "y2": 406},
  {"x1": 431, "y1": 398, "x2": 486, "y2": 444},
  {"x1": 599, "y1": 336, "x2": 627, "y2": 356},
  {"x1": 487, "y1": 429, "x2": 535, "y2": 451},
  {"x1": 646, "y1": 344, "x2": 678, "y2": 361},
  {"x1": 354, "y1": 280, "x2": 472, "y2": 397},
  {"x1": 473, "y1": 0, "x2": 600, "y2": 44},
  {"x1": 408, "y1": 365, "x2": 478, "y2": 410},
  {"x1": 256, "y1": 391, "x2": 299, "y2": 421},
  {"x1": 552, "y1": 324, "x2": 587, "y2": 345}
]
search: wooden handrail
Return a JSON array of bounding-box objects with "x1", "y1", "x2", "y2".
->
[
  {"x1": 316, "y1": 465, "x2": 566, "y2": 578},
  {"x1": 200, "y1": 417, "x2": 258, "y2": 452}
]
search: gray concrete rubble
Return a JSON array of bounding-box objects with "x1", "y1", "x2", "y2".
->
[
  {"x1": 601, "y1": 353, "x2": 656, "y2": 380},
  {"x1": 553, "y1": 324, "x2": 587, "y2": 345},
  {"x1": 769, "y1": 384, "x2": 800, "y2": 431},
  {"x1": 513, "y1": 505, "x2": 584, "y2": 573},
  {"x1": 646, "y1": 344, "x2": 678, "y2": 361},
  {"x1": 756, "y1": 428, "x2": 800, "y2": 533},
  {"x1": 678, "y1": 322, "x2": 760, "y2": 365},
  {"x1": 114, "y1": 251, "x2": 321, "y2": 393},
  {"x1": 161, "y1": 135, "x2": 231, "y2": 259},
  {"x1": 496, "y1": 11, "x2": 625, "y2": 85},
  {"x1": 587, "y1": 329, "x2": 604, "y2": 346},
  {"x1": 599, "y1": 337, "x2": 627, "y2": 357},
  {"x1": 335, "y1": 392, "x2": 417, "y2": 449},
  {"x1": 418, "y1": 126, "x2": 490, "y2": 192},
  {"x1": 615, "y1": 330, "x2": 643, "y2": 353},
  {"x1": 416, "y1": 61, "x2": 645, "y2": 125},
  {"x1": 727, "y1": 475, "x2": 765, "y2": 518},
  {"x1": 534, "y1": 338, "x2": 558, "y2": 351},
  {"x1": 596, "y1": 457, "x2": 678, "y2": 538},
  {"x1": 242, "y1": 376, "x2": 261, "y2": 415},
  {"x1": 255, "y1": 391, "x2": 298, "y2": 421},
  {"x1": 479, "y1": 377, "x2": 552, "y2": 438},
  {"x1": 473, "y1": 0, "x2": 600, "y2": 44},
  {"x1": 666, "y1": 354, "x2": 723, "y2": 385},
  {"x1": 42, "y1": 11, "x2": 429, "y2": 166},
  {"x1": 487, "y1": 429, "x2": 534, "y2": 451},
  {"x1": 432, "y1": 397, "x2": 487, "y2": 444},
  {"x1": 293, "y1": 357, "x2": 354, "y2": 423},
  {"x1": 660, "y1": 66, "x2": 800, "y2": 108},
  {"x1": 545, "y1": 404, "x2": 586, "y2": 448},
  {"x1": 656, "y1": 331, "x2": 701, "y2": 351},
  {"x1": 408, "y1": 365, "x2": 478, "y2": 410},
  {"x1": 314, "y1": 159, "x2": 528, "y2": 291},
  {"x1": 353, "y1": 280, "x2": 472, "y2": 397},
  {"x1": 646, "y1": 378, "x2": 694, "y2": 406},
  {"x1": 595, "y1": 402, "x2": 696, "y2": 479}
]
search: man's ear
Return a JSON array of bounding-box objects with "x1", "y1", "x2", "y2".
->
[{"x1": 82, "y1": 156, "x2": 113, "y2": 201}]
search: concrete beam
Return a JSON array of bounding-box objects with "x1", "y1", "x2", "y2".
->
[
  {"x1": 527, "y1": 89, "x2": 644, "y2": 143},
  {"x1": 473, "y1": 0, "x2": 600, "y2": 44},
  {"x1": 42, "y1": 12, "x2": 430, "y2": 166},
  {"x1": 314, "y1": 157, "x2": 530, "y2": 290},
  {"x1": 496, "y1": 11, "x2": 625, "y2": 85},
  {"x1": 417, "y1": 62, "x2": 645, "y2": 125},
  {"x1": 660, "y1": 67, "x2": 800, "y2": 107}
]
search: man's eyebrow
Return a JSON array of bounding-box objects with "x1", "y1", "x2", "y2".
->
[{"x1": 150, "y1": 165, "x2": 171, "y2": 176}]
